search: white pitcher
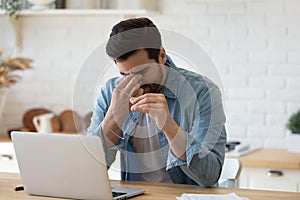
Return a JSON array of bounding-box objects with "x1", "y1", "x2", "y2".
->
[{"x1": 33, "y1": 113, "x2": 54, "y2": 133}]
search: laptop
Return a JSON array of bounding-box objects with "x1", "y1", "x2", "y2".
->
[{"x1": 11, "y1": 131, "x2": 145, "y2": 200}]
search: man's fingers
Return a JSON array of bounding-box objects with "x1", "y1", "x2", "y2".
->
[
  {"x1": 136, "y1": 88, "x2": 144, "y2": 97},
  {"x1": 131, "y1": 103, "x2": 162, "y2": 113},
  {"x1": 124, "y1": 74, "x2": 142, "y2": 92},
  {"x1": 114, "y1": 75, "x2": 142, "y2": 99},
  {"x1": 116, "y1": 74, "x2": 134, "y2": 88},
  {"x1": 130, "y1": 93, "x2": 165, "y2": 105},
  {"x1": 131, "y1": 88, "x2": 144, "y2": 98},
  {"x1": 129, "y1": 85, "x2": 141, "y2": 97},
  {"x1": 117, "y1": 74, "x2": 142, "y2": 90}
]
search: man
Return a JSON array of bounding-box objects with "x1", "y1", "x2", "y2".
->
[{"x1": 88, "y1": 17, "x2": 226, "y2": 187}]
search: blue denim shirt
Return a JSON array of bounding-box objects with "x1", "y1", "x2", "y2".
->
[{"x1": 87, "y1": 56, "x2": 226, "y2": 187}]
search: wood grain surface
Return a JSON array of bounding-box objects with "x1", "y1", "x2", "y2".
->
[{"x1": 1, "y1": 172, "x2": 300, "y2": 200}]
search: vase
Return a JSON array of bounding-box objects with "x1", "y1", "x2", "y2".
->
[
  {"x1": 27, "y1": 0, "x2": 56, "y2": 10},
  {"x1": 66, "y1": 0, "x2": 99, "y2": 9},
  {"x1": 115, "y1": 0, "x2": 142, "y2": 9},
  {"x1": 287, "y1": 132, "x2": 300, "y2": 153},
  {"x1": 0, "y1": 88, "x2": 8, "y2": 132}
]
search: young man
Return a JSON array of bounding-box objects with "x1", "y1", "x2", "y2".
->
[{"x1": 88, "y1": 17, "x2": 226, "y2": 187}]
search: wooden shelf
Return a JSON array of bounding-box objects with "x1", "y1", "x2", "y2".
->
[
  {"x1": 0, "y1": 8, "x2": 154, "y2": 50},
  {"x1": 0, "y1": 9, "x2": 149, "y2": 17}
]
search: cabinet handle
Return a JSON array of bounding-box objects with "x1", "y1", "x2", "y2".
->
[
  {"x1": 1, "y1": 154, "x2": 13, "y2": 160},
  {"x1": 267, "y1": 170, "x2": 283, "y2": 177}
]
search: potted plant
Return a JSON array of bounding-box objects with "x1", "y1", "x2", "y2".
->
[
  {"x1": 286, "y1": 110, "x2": 300, "y2": 153},
  {"x1": 0, "y1": 50, "x2": 33, "y2": 131},
  {"x1": 0, "y1": 0, "x2": 22, "y2": 19}
]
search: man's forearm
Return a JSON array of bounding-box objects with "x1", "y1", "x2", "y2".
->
[
  {"x1": 162, "y1": 118, "x2": 187, "y2": 161},
  {"x1": 101, "y1": 111, "x2": 123, "y2": 148}
]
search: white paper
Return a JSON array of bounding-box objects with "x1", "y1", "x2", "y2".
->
[{"x1": 176, "y1": 193, "x2": 249, "y2": 200}]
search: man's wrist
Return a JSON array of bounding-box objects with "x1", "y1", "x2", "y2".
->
[{"x1": 162, "y1": 118, "x2": 179, "y2": 139}]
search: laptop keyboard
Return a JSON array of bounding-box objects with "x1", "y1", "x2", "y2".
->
[{"x1": 112, "y1": 192, "x2": 127, "y2": 197}]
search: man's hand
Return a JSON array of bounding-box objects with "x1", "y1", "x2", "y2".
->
[
  {"x1": 130, "y1": 93, "x2": 187, "y2": 161},
  {"x1": 101, "y1": 74, "x2": 143, "y2": 147},
  {"x1": 108, "y1": 74, "x2": 143, "y2": 127},
  {"x1": 130, "y1": 93, "x2": 175, "y2": 132}
]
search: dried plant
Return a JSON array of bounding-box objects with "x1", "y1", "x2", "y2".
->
[{"x1": 0, "y1": 50, "x2": 33, "y2": 88}]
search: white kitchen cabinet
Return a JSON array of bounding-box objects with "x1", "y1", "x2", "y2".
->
[
  {"x1": 239, "y1": 167, "x2": 300, "y2": 192},
  {"x1": 0, "y1": 142, "x2": 19, "y2": 173},
  {"x1": 0, "y1": 158, "x2": 19, "y2": 173},
  {"x1": 229, "y1": 148, "x2": 300, "y2": 192}
]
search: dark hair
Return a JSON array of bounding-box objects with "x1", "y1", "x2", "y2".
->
[{"x1": 106, "y1": 17, "x2": 162, "y2": 62}]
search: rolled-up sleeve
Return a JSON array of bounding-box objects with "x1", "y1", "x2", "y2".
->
[{"x1": 166, "y1": 81, "x2": 226, "y2": 187}]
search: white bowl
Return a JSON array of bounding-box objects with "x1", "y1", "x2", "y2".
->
[{"x1": 27, "y1": 0, "x2": 56, "y2": 10}]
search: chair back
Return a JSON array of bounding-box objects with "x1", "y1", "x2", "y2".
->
[{"x1": 218, "y1": 158, "x2": 242, "y2": 188}]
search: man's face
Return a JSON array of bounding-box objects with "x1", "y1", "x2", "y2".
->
[{"x1": 116, "y1": 49, "x2": 166, "y2": 93}]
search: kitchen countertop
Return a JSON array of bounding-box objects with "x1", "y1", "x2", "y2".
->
[
  {"x1": 0, "y1": 134, "x2": 11, "y2": 142},
  {"x1": 236, "y1": 148, "x2": 300, "y2": 169}
]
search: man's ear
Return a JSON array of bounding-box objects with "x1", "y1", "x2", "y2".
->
[{"x1": 159, "y1": 47, "x2": 167, "y2": 64}]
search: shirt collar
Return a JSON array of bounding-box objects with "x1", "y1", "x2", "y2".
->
[{"x1": 160, "y1": 55, "x2": 180, "y2": 99}]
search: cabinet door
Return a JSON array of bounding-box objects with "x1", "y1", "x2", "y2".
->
[
  {"x1": 0, "y1": 158, "x2": 19, "y2": 173},
  {"x1": 0, "y1": 142, "x2": 19, "y2": 173},
  {"x1": 239, "y1": 167, "x2": 300, "y2": 192}
]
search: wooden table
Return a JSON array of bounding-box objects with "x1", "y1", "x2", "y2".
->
[{"x1": 1, "y1": 173, "x2": 300, "y2": 200}]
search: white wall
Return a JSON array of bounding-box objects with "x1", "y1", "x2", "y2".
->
[{"x1": 0, "y1": 0, "x2": 299, "y2": 148}]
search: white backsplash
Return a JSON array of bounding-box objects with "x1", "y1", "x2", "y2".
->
[{"x1": 0, "y1": 0, "x2": 300, "y2": 149}]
